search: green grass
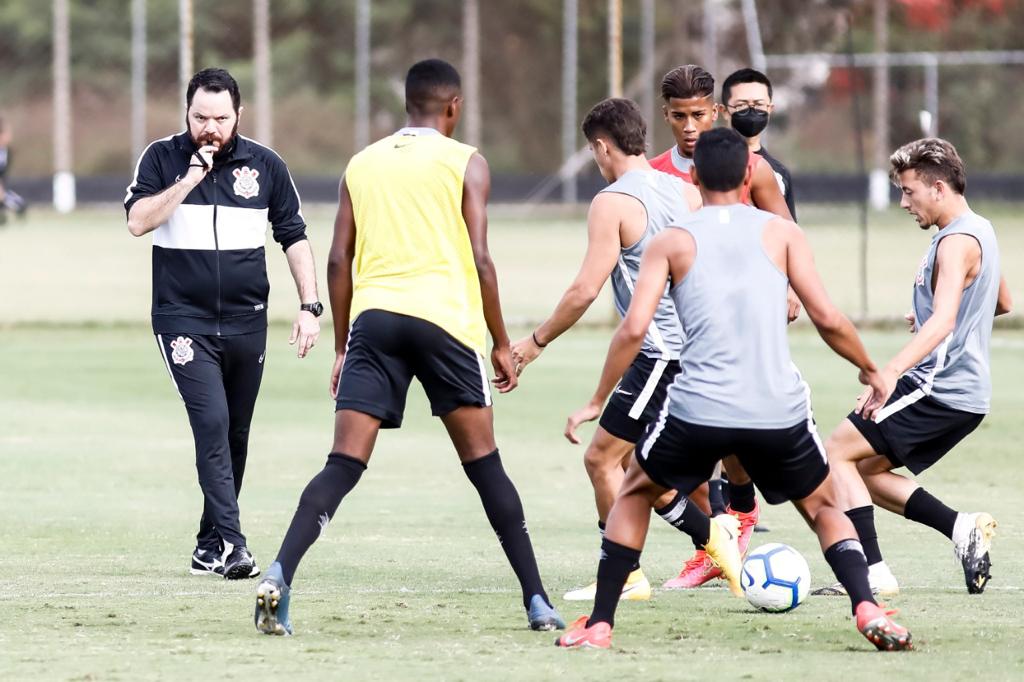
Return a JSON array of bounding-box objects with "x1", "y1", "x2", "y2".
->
[{"x1": 2, "y1": 323, "x2": 1023, "y2": 680}]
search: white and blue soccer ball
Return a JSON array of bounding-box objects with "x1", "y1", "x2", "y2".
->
[{"x1": 741, "y1": 543, "x2": 811, "y2": 612}]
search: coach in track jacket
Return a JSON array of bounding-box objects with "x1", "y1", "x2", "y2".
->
[{"x1": 125, "y1": 68, "x2": 322, "y2": 580}]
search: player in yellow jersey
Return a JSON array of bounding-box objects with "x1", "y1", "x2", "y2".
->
[{"x1": 254, "y1": 59, "x2": 564, "y2": 637}]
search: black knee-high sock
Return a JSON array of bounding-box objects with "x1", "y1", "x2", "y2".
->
[
  {"x1": 903, "y1": 487, "x2": 958, "y2": 539},
  {"x1": 824, "y1": 539, "x2": 876, "y2": 615},
  {"x1": 589, "y1": 538, "x2": 641, "y2": 628},
  {"x1": 727, "y1": 481, "x2": 756, "y2": 513},
  {"x1": 275, "y1": 452, "x2": 366, "y2": 586},
  {"x1": 709, "y1": 479, "x2": 727, "y2": 517},
  {"x1": 463, "y1": 451, "x2": 547, "y2": 609},
  {"x1": 845, "y1": 506, "x2": 884, "y2": 565},
  {"x1": 655, "y1": 491, "x2": 712, "y2": 550},
  {"x1": 600, "y1": 520, "x2": 639, "y2": 571}
]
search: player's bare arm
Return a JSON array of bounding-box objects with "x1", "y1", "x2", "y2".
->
[
  {"x1": 748, "y1": 160, "x2": 803, "y2": 322},
  {"x1": 284, "y1": 239, "x2": 320, "y2": 359},
  {"x1": 565, "y1": 231, "x2": 685, "y2": 443},
  {"x1": 995, "y1": 275, "x2": 1013, "y2": 315},
  {"x1": 511, "y1": 192, "x2": 628, "y2": 372},
  {"x1": 326, "y1": 176, "x2": 356, "y2": 398},
  {"x1": 682, "y1": 182, "x2": 702, "y2": 212},
  {"x1": 463, "y1": 152, "x2": 517, "y2": 394},
  {"x1": 127, "y1": 145, "x2": 216, "y2": 236}
]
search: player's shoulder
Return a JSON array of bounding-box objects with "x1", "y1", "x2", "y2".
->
[{"x1": 238, "y1": 135, "x2": 291, "y2": 169}]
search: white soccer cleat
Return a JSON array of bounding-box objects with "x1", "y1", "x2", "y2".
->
[
  {"x1": 811, "y1": 561, "x2": 900, "y2": 597},
  {"x1": 953, "y1": 512, "x2": 996, "y2": 594}
]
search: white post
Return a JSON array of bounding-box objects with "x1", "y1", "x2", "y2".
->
[
  {"x1": 562, "y1": 0, "x2": 578, "y2": 204},
  {"x1": 703, "y1": 0, "x2": 718, "y2": 83},
  {"x1": 354, "y1": 0, "x2": 371, "y2": 151},
  {"x1": 462, "y1": 0, "x2": 481, "y2": 148},
  {"x1": 253, "y1": 0, "x2": 272, "y2": 145},
  {"x1": 53, "y1": 0, "x2": 75, "y2": 213},
  {"x1": 641, "y1": 0, "x2": 655, "y2": 145},
  {"x1": 923, "y1": 56, "x2": 939, "y2": 136},
  {"x1": 179, "y1": 0, "x2": 193, "y2": 107},
  {"x1": 608, "y1": 0, "x2": 622, "y2": 97},
  {"x1": 740, "y1": 0, "x2": 766, "y2": 72},
  {"x1": 869, "y1": 0, "x2": 890, "y2": 211},
  {"x1": 131, "y1": 0, "x2": 147, "y2": 163}
]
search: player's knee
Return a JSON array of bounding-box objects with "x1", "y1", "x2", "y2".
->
[
  {"x1": 856, "y1": 455, "x2": 892, "y2": 477},
  {"x1": 192, "y1": 410, "x2": 230, "y2": 440},
  {"x1": 583, "y1": 444, "x2": 619, "y2": 478}
]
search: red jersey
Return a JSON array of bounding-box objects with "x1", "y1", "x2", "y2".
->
[{"x1": 650, "y1": 146, "x2": 761, "y2": 205}]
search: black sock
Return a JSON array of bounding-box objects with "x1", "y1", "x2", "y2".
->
[
  {"x1": 275, "y1": 452, "x2": 366, "y2": 586},
  {"x1": 845, "y1": 506, "x2": 883, "y2": 565},
  {"x1": 903, "y1": 487, "x2": 958, "y2": 539},
  {"x1": 823, "y1": 539, "x2": 876, "y2": 615},
  {"x1": 589, "y1": 538, "x2": 641, "y2": 628},
  {"x1": 727, "y1": 480, "x2": 756, "y2": 513},
  {"x1": 655, "y1": 491, "x2": 711, "y2": 549},
  {"x1": 463, "y1": 451, "x2": 547, "y2": 609},
  {"x1": 709, "y1": 479, "x2": 727, "y2": 517}
]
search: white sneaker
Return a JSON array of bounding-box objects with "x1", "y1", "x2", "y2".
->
[
  {"x1": 952, "y1": 512, "x2": 996, "y2": 594},
  {"x1": 811, "y1": 561, "x2": 899, "y2": 596}
]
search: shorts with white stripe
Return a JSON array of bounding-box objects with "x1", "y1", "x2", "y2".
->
[
  {"x1": 336, "y1": 309, "x2": 492, "y2": 429},
  {"x1": 635, "y1": 413, "x2": 829, "y2": 505},
  {"x1": 848, "y1": 375, "x2": 984, "y2": 475},
  {"x1": 599, "y1": 355, "x2": 680, "y2": 443}
]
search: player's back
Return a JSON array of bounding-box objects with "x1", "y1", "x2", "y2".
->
[
  {"x1": 908, "y1": 210, "x2": 1000, "y2": 413},
  {"x1": 602, "y1": 169, "x2": 688, "y2": 360},
  {"x1": 345, "y1": 127, "x2": 485, "y2": 354},
  {"x1": 665, "y1": 204, "x2": 806, "y2": 428}
]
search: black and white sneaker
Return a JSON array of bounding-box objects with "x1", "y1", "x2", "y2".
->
[
  {"x1": 223, "y1": 545, "x2": 260, "y2": 580},
  {"x1": 190, "y1": 547, "x2": 225, "y2": 577}
]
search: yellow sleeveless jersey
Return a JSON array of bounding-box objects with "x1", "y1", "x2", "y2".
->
[{"x1": 345, "y1": 129, "x2": 486, "y2": 355}]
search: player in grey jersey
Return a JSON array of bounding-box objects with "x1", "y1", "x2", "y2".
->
[
  {"x1": 819, "y1": 138, "x2": 1012, "y2": 597},
  {"x1": 557, "y1": 128, "x2": 911, "y2": 652},
  {"x1": 511, "y1": 98, "x2": 712, "y2": 603}
]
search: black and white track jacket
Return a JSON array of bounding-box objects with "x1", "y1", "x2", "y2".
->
[{"x1": 125, "y1": 132, "x2": 307, "y2": 336}]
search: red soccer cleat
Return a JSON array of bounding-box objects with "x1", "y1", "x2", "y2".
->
[
  {"x1": 554, "y1": 616, "x2": 612, "y2": 649},
  {"x1": 855, "y1": 601, "x2": 913, "y2": 651},
  {"x1": 662, "y1": 549, "x2": 722, "y2": 589},
  {"x1": 728, "y1": 502, "x2": 759, "y2": 556}
]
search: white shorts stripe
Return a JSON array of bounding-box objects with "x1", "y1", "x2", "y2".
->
[
  {"x1": 874, "y1": 387, "x2": 926, "y2": 424},
  {"x1": 627, "y1": 358, "x2": 669, "y2": 420},
  {"x1": 639, "y1": 394, "x2": 672, "y2": 460},
  {"x1": 794, "y1": 364, "x2": 826, "y2": 463},
  {"x1": 155, "y1": 334, "x2": 184, "y2": 402},
  {"x1": 475, "y1": 352, "x2": 492, "y2": 407}
]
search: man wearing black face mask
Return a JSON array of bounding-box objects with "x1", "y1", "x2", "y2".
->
[{"x1": 720, "y1": 68, "x2": 796, "y2": 221}]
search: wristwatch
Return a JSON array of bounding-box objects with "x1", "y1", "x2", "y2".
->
[{"x1": 300, "y1": 302, "x2": 324, "y2": 317}]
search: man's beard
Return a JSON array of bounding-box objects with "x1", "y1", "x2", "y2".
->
[{"x1": 188, "y1": 119, "x2": 239, "y2": 160}]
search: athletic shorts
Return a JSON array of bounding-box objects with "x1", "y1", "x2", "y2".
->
[
  {"x1": 847, "y1": 375, "x2": 984, "y2": 475},
  {"x1": 598, "y1": 355, "x2": 681, "y2": 443},
  {"x1": 635, "y1": 412, "x2": 829, "y2": 505},
  {"x1": 335, "y1": 309, "x2": 492, "y2": 428}
]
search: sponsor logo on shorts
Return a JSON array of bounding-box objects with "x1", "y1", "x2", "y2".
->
[{"x1": 170, "y1": 336, "x2": 194, "y2": 366}]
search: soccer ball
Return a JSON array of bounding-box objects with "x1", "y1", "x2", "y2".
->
[{"x1": 741, "y1": 543, "x2": 810, "y2": 612}]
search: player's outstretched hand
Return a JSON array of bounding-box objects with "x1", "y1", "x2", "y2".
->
[
  {"x1": 904, "y1": 310, "x2": 917, "y2": 333},
  {"x1": 289, "y1": 310, "x2": 320, "y2": 358},
  {"x1": 855, "y1": 367, "x2": 895, "y2": 421},
  {"x1": 491, "y1": 345, "x2": 519, "y2": 394},
  {"x1": 565, "y1": 401, "x2": 601, "y2": 444},
  {"x1": 329, "y1": 352, "x2": 346, "y2": 399},
  {"x1": 786, "y1": 286, "x2": 802, "y2": 324},
  {"x1": 510, "y1": 334, "x2": 543, "y2": 376}
]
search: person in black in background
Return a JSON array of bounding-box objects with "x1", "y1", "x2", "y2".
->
[{"x1": 0, "y1": 117, "x2": 28, "y2": 224}]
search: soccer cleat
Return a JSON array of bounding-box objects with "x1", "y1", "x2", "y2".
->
[
  {"x1": 811, "y1": 562, "x2": 900, "y2": 597},
  {"x1": 254, "y1": 562, "x2": 292, "y2": 636},
  {"x1": 563, "y1": 568, "x2": 652, "y2": 602},
  {"x1": 704, "y1": 514, "x2": 744, "y2": 597},
  {"x1": 189, "y1": 547, "x2": 225, "y2": 577},
  {"x1": 554, "y1": 615, "x2": 612, "y2": 649},
  {"x1": 727, "y1": 501, "x2": 760, "y2": 556},
  {"x1": 224, "y1": 545, "x2": 260, "y2": 580},
  {"x1": 662, "y1": 550, "x2": 722, "y2": 589},
  {"x1": 855, "y1": 601, "x2": 912, "y2": 651},
  {"x1": 953, "y1": 512, "x2": 997, "y2": 594},
  {"x1": 527, "y1": 594, "x2": 565, "y2": 631}
]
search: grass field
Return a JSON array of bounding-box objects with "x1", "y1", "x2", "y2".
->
[{"x1": 1, "y1": 206, "x2": 1023, "y2": 680}]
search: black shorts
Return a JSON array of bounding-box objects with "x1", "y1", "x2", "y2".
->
[
  {"x1": 335, "y1": 309, "x2": 491, "y2": 428},
  {"x1": 847, "y1": 375, "x2": 984, "y2": 475},
  {"x1": 635, "y1": 413, "x2": 829, "y2": 505},
  {"x1": 598, "y1": 355, "x2": 681, "y2": 443}
]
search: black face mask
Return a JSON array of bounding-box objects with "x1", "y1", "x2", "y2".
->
[{"x1": 730, "y1": 108, "x2": 769, "y2": 138}]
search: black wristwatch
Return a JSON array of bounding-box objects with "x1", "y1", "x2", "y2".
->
[{"x1": 300, "y1": 302, "x2": 324, "y2": 317}]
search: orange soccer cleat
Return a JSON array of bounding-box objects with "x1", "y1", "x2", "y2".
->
[
  {"x1": 855, "y1": 601, "x2": 913, "y2": 651},
  {"x1": 727, "y1": 501, "x2": 760, "y2": 556},
  {"x1": 554, "y1": 616, "x2": 612, "y2": 649},
  {"x1": 662, "y1": 549, "x2": 722, "y2": 589}
]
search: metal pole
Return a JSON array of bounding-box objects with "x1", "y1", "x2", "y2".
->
[
  {"x1": 53, "y1": 0, "x2": 74, "y2": 212},
  {"x1": 847, "y1": 14, "x2": 869, "y2": 320},
  {"x1": 462, "y1": 0, "x2": 481, "y2": 147},
  {"x1": 179, "y1": 0, "x2": 193, "y2": 107},
  {"x1": 869, "y1": 0, "x2": 890, "y2": 210},
  {"x1": 131, "y1": 0, "x2": 147, "y2": 162},
  {"x1": 562, "y1": 0, "x2": 578, "y2": 204},
  {"x1": 354, "y1": 0, "x2": 371, "y2": 150},
  {"x1": 641, "y1": 0, "x2": 655, "y2": 145},
  {"x1": 741, "y1": 0, "x2": 766, "y2": 72},
  {"x1": 923, "y1": 56, "x2": 939, "y2": 136},
  {"x1": 608, "y1": 0, "x2": 622, "y2": 97},
  {"x1": 253, "y1": 0, "x2": 272, "y2": 145},
  {"x1": 703, "y1": 0, "x2": 718, "y2": 82}
]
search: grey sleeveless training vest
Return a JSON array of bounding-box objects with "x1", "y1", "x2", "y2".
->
[
  {"x1": 602, "y1": 169, "x2": 687, "y2": 360},
  {"x1": 664, "y1": 204, "x2": 809, "y2": 428},
  {"x1": 904, "y1": 211, "x2": 1000, "y2": 414}
]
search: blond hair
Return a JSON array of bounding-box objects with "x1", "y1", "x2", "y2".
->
[{"x1": 889, "y1": 138, "x2": 966, "y2": 194}]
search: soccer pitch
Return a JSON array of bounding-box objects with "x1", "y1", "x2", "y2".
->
[{"x1": 1, "y1": 207, "x2": 1023, "y2": 679}]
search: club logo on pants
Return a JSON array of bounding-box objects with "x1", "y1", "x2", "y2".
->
[{"x1": 170, "y1": 336, "x2": 195, "y2": 366}]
